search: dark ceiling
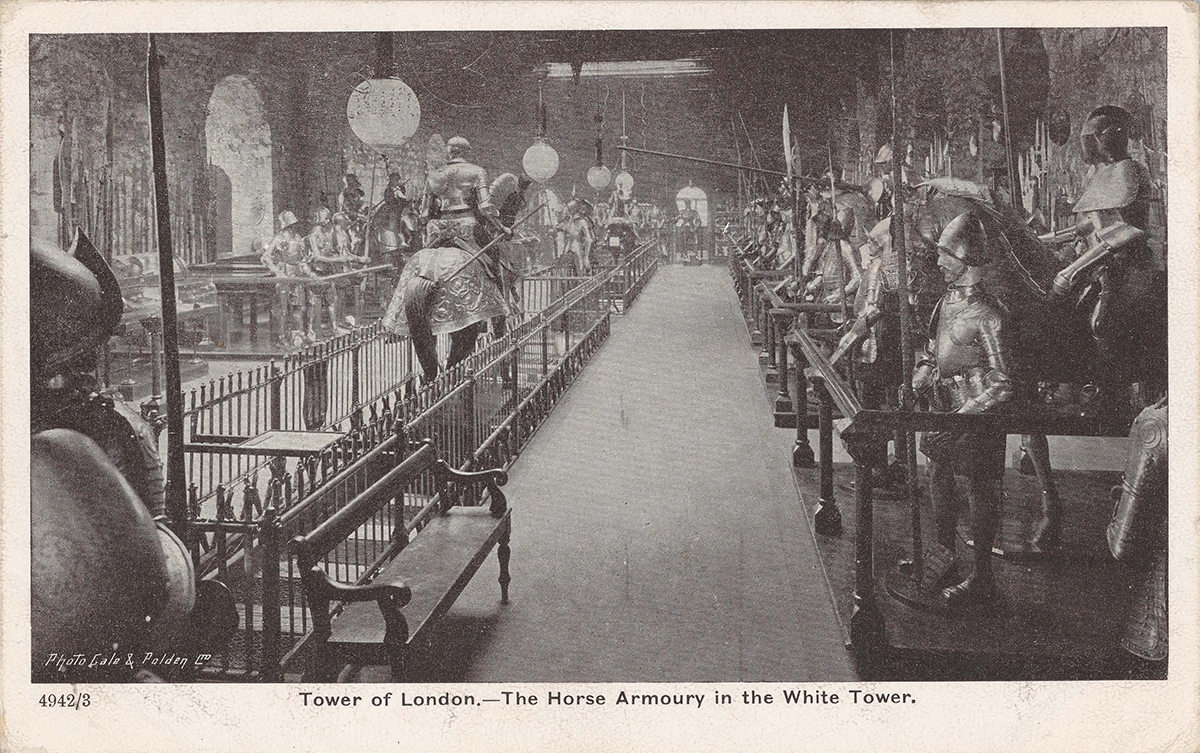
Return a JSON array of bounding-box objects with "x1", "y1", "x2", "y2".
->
[{"x1": 393, "y1": 29, "x2": 892, "y2": 172}]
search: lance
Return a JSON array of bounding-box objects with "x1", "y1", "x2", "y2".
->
[
  {"x1": 145, "y1": 34, "x2": 190, "y2": 536},
  {"x1": 827, "y1": 141, "x2": 851, "y2": 327},
  {"x1": 100, "y1": 95, "x2": 116, "y2": 388},
  {"x1": 889, "y1": 29, "x2": 922, "y2": 578},
  {"x1": 784, "y1": 106, "x2": 804, "y2": 280},
  {"x1": 443, "y1": 200, "x2": 548, "y2": 281},
  {"x1": 996, "y1": 29, "x2": 1023, "y2": 211}
]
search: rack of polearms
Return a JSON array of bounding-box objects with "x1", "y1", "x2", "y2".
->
[{"x1": 183, "y1": 243, "x2": 657, "y2": 680}]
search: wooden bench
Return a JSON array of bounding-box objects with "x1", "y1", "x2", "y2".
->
[{"x1": 290, "y1": 439, "x2": 511, "y2": 681}]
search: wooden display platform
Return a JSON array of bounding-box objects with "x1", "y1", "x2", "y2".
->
[{"x1": 795, "y1": 462, "x2": 1163, "y2": 680}]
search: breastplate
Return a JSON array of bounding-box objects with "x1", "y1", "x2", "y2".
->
[{"x1": 933, "y1": 293, "x2": 988, "y2": 377}]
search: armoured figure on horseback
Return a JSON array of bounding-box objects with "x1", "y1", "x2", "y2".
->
[{"x1": 381, "y1": 136, "x2": 522, "y2": 381}]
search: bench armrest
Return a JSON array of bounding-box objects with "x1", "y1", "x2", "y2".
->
[
  {"x1": 435, "y1": 460, "x2": 509, "y2": 517},
  {"x1": 301, "y1": 566, "x2": 412, "y2": 640}
]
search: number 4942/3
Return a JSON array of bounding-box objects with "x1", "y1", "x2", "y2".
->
[{"x1": 39, "y1": 693, "x2": 90, "y2": 709}]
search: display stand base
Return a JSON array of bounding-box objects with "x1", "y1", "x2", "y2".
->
[{"x1": 795, "y1": 462, "x2": 1145, "y2": 679}]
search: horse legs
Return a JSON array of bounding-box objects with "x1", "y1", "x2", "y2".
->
[
  {"x1": 404, "y1": 277, "x2": 440, "y2": 382},
  {"x1": 1026, "y1": 433, "x2": 1062, "y2": 554},
  {"x1": 446, "y1": 323, "x2": 483, "y2": 372}
]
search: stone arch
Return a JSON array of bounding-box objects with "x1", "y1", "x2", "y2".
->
[{"x1": 205, "y1": 75, "x2": 273, "y2": 258}]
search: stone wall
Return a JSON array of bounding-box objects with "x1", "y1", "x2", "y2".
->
[{"x1": 30, "y1": 32, "x2": 748, "y2": 262}]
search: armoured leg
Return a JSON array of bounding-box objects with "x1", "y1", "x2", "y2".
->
[
  {"x1": 1026, "y1": 433, "x2": 1062, "y2": 553},
  {"x1": 943, "y1": 476, "x2": 1001, "y2": 608},
  {"x1": 928, "y1": 461, "x2": 961, "y2": 551},
  {"x1": 1085, "y1": 273, "x2": 1134, "y2": 417}
]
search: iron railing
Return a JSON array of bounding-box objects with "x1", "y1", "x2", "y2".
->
[{"x1": 190, "y1": 243, "x2": 657, "y2": 680}]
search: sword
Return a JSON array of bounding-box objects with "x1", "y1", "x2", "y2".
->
[{"x1": 443, "y1": 200, "x2": 548, "y2": 281}]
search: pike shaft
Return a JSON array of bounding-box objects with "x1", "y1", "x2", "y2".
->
[{"x1": 146, "y1": 35, "x2": 189, "y2": 535}]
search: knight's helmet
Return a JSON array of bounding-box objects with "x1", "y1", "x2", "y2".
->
[
  {"x1": 277, "y1": 210, "x2": 300, "y2": 231},
  {"x1": 447, "y1": 136, "x2": 471, "y2": 160},
  {"x1": 936, "y1": 211, "x2": 991, "y2": 267},
  {"x1": 1081, "y1": 105, "x2": 1132, "y2": 165},
  {"x1": 31, "y1": 229, "x2": 124, "y2": 383}
]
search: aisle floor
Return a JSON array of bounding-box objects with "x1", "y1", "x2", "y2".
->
[{"x1": 394, "y1": 264, "x2": 856, "y2": 682}]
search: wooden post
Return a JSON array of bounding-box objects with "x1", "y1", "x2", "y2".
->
[
  {"x1": 889, "y1": 29, "x2": 924, "y2": 579},
  {"x1": 844, "y1": 433, "x2": 886, "y2": 653},
  {"x1": 259, "y1": 504, "x2": 282, "y2": 682},
  {"x1": 749, "y1": 282, "x2": 763, "y2": 345},
  {"x1": 463, "y1": 367, "x2": 477, "y2": 460},
  {"x1": 351, "y1": 332, "x2": 362, "y2": 419},
  {"x1": 813, "y1": 377, "x2": 842, "y2": 536},
  {"x1": 764, "y1": 306, "x2": 778, "y2": 381},
  {"x1": 268, "y1": 360, "x2": 282, "y2": 431},
  {"x1": 146, "y1": 35, "x2": 189, "y2": 538},
  {"x1": 774, "y1": 312, "x2": 793, "y2": 414},
  {"x1": 791, "y1": 313, "x2": 816, "y2": 468}
]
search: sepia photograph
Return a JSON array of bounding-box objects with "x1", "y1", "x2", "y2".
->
[{"x1": 3, "y1": 2, "x2": 1198, "y2": 751}]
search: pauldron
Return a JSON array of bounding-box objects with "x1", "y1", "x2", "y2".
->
[{"x1": 33, "y1": 378, "x2": 165, "y2": 517}]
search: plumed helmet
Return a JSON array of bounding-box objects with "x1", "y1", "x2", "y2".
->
[
  {"x1": 489, "y1": 172, "x2": 520, "y2": 205},
  {"x1": 31, "y1": 228, "x2": 124, "y2": 380},
  {"x1": 936, "y1": 211, "x2": 990, "y2": 266},
  {"x1": 447, "y1": 136, "x2": 471, "y2": 157}
]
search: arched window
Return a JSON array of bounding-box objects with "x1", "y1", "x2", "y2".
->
[
  {"x1": 675, "y1": 183, "x2": 709, "y2": 226},
  {"x1": 205, "y1": 75, "x2": 273, "y2": 259}
]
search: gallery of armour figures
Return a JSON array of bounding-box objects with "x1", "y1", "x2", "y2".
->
[{"x1": 28, "y1": 28, "x2": 1169, "y2": 684}]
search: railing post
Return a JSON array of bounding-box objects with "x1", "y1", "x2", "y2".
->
[
  {"x1": 268, "y1": 360, "x2": 282, "y2": 431},
  {"x1": 351, "y1": 329, "x2": 362, "y2": 424},
  {"x1": 259, "y1": 504, "x2": 282, "y2": 682},
  {"x1": 215, "y1": 485, "x2": 228, "y2": 579},
  {"x1": 562, "y1": 304, "x2": 571, "y2": 354},
  {"x1": 540, "y1": 312, "x2": 549, "y2": 377},
  {"x1": 843, "y1": 433, "x2": 886, "y2": 654},
  {"x1": 508, "y1": 338, "x2": 521, "y2": 457},
  {"x1": 463, "y1": 367, "x2": 477, "y2": 458},
  {"x1": 813, "y1": 377, "x2": 843, "y2": 536},
  {"x1": 774, "y1": 312, "x2": 793, "y2": 414},
  {"x1": 791, "y1": 316, "x2": 816, "y2": 469},
  {"x1": 763, "y1": 308, "x2": 778, "y2": 382},
  {"x1": 749, "y1": 281, "x2": 762, "y2": 345}
]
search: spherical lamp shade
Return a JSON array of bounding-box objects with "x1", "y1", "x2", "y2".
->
[
  {"x1": 347, "y1": 78, "x2": 421, "y2": 150},
  {"x1": 587, "y1": 165, "x2": 612, "y2": 191},
  {"x1": 523, "y1": 141, "x2": 560, "y2": 183},
  {"x1": 614, "y1": 170, "x2": 634, "y2": 197}
]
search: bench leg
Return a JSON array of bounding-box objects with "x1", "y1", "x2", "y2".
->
[
  {"x1": 302, "y1": 641, "x2": 341, "y2": 683},
  {"x1": 498, "y1": 528, "x2": 512, "y2": 604},
  {"x1": 384, "y1": 617, "x2": 410, "y2": 681},
  {"x1": 386, "y1": 644, "x2": 409, "y2": 682}
]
